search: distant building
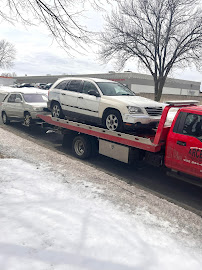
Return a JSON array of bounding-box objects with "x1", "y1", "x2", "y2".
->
[
  {"x1": 0, "y1": 76, "x2": 16, "y2": 86},
  {"x1": 16, "y1": 72, "x2": 201, "y2": 96}
]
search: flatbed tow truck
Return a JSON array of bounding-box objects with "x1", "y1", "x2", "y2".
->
[{"x1": 38, "y1": 100, "x2": 202, "y2": 183}]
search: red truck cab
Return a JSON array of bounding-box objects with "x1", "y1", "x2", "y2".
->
[{"x1": 165, "y1": 106, "x2": 202, "y2": 179}]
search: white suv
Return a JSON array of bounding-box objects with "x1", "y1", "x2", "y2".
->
[{"x1": 48, "y1": 77, "x2": 164, "y2": 131}]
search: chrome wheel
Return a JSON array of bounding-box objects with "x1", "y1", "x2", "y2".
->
[
  {"x1": 106, "y1": 114, "x2": 119, "y2": 131},
  {"x1": 52, "y1": 104, "x2": 61, "y2": 118}
]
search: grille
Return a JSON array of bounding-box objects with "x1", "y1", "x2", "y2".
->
[{"x1": 145, "y1": 107, "x2": 163, "y2": 116}]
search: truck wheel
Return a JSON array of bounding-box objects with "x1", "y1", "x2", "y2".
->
[
  {"x1": 2, "y1": 112, "x2": 10, "y2": 124},
  {"x1": 72, "y1": 135, "x2": 92, "y2": 159},
  {"x1": 51, "y1": 102, "x2": 64, "y2": 118},
  {"x1": 103, "y1": 109, "x2": 123, "y2": 131},
  {"x1": 24, "y1": 112, "x2": 32, "y2": 127}
]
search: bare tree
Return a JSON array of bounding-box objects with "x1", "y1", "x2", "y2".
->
[
  {"x1": 0, "y1": 40, "x2": 16, "y2": 69},
  {"x1": 1, "y1": 0, "x2": 113, "y2": 50},
  {"x1": 100, "y1": 0, "x2": 202, "y2": 101},
  {"x1": 1, "y1": 0, "x2": 88, "y2": 49}
]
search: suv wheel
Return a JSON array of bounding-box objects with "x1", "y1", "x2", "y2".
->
[
  {"x1": 2, "y1": 112, "x2": 10, "y2": 124},
  {"x1": 24, "y1": 112, "x2": 32, "y2": 127},
  {"x1": 103, "y1": 110, "x2": 123, "y2": 132},
  {"x1": 51, "y1": 102, "x2": 64, "y2": 118}
]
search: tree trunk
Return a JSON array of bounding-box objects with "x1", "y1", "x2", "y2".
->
[
  {"x1": 154, "y1": 77, "x2": 166, "y2": 102},
  {"x1": 154, "y1": 80, "x2": 159, "y2": 101}
]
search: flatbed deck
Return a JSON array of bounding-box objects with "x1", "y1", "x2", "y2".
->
[{"x1": 38, "y1": 114, "x2": 169, "y2": 152}]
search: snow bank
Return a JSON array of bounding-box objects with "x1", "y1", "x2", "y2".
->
[
  {"x1": 0, "y1": 127, "x2": 202, "y2": 269},
  {"x1": 0, "y1": 158, "x2": 202, "y2": 270}
]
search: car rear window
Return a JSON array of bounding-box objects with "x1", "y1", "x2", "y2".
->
[{"x1": 23, "y1": 94, "x2": 48, "y2": 103}]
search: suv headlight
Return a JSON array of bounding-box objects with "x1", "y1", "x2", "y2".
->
[{"x1": 127, "y1": 106, "x2": 143, "y2": 114}]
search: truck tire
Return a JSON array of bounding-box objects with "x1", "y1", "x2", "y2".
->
[
  {"x1": 2, "y1": 112, "x2": 10, "y2": 124},
  {"x1": 103, "y1": 109, "x2": 123, "y2": 132},
  {"x1": 51, "y1": 102, "x2": 64, "y2": 118},
  {"x1": 72, "y1": 135, "x2": 92, "y2": 159}
]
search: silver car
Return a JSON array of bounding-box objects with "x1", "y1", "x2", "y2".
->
[{"x1": 1, "y1": 90, "x2": 49, "y2": 127}]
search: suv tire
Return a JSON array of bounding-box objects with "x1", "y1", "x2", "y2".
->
[
  {"x1": 103, "y1": 109, "x2": 123, "y2": 132},
  {"x1": 51, "y1": 102, "x2": 64, "y2": 118},
  {"x1": 2, "y1": 112, "x2": 10, "y2": 125},
  {"x1": 24, "y1": 112, "x2": 32, "y2": 127}
]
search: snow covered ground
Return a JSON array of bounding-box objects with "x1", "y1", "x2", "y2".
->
[{"x1": 0, "y1": 127, "x2": 202, "y2": 270}]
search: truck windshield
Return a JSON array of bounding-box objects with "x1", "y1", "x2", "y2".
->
[
  {"x1": 96, "y1": 82, "x2": 135, "y2": 96},
  {"x1": 23, "y1": 94, "x2": 48, "y2": 103}
]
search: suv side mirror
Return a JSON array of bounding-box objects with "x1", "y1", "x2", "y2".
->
[
  {"x1": 88, "y1": 89, "x2": 100, "y2": 97},
  {"x1": 15, "y1": 98, "x2": 22, "y2": 103}
]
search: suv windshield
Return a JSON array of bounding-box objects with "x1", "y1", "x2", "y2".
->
[
  {"x1": 96, "y1": 82, "x2": 135, "y2": 96},
  {"x1": 23, "y1": 94, "x2": 48, "y2": 103}
]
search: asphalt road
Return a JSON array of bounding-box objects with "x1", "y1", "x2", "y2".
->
[{"x1": 0, "y1": 118, "x2": 202, "y2": 217}]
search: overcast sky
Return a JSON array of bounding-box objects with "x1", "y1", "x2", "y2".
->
[{"x1": 0, "y1": 1, "x2": 201, "y2": 88}]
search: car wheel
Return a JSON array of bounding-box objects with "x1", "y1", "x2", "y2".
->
[
  {"x1": 103, "y1": 110, "x2": 123, "y2": 132},
  {"x1": 24, "y1": 112, "x2": 32, "y2": 127},
  {"x1": 72, "y1": 135, "x2": 92, "y2": 159},
  {"x1": 2, "y1": 112, "x2": 10, "y2": 125},
  {"x1": 51, "y1": 102, "x2": 64, "y2": 118}
]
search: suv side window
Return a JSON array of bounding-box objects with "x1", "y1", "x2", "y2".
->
[
  {"x1": 15, "y1": 94, "x2": 23, "y2": 101},
  {"x1": 67, "y1": 80, "x2": 82, "y2": 92},
  {"x1": 182, "y1": 113, "x2": 202, "y2": 138},
  {"x1": 82, "y1": 81, "x2": 98, "y2": 94},
  {"x1": 8, "y1": 94, "x2": 16, "y2": 103},
  {"x1": 55, "y1": 80, "x2": 69, "y2": 90}
]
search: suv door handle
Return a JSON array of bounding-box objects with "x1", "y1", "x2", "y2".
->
[
  {"x1": 177, "y1": 141, "x2": 186, "y2": 146},
  {"x1": 78, "y1": 96, "x2": 83, "y2": 99},
  {"x1": 61, "y1": 93, "x2": 66, "y2": 96}
]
